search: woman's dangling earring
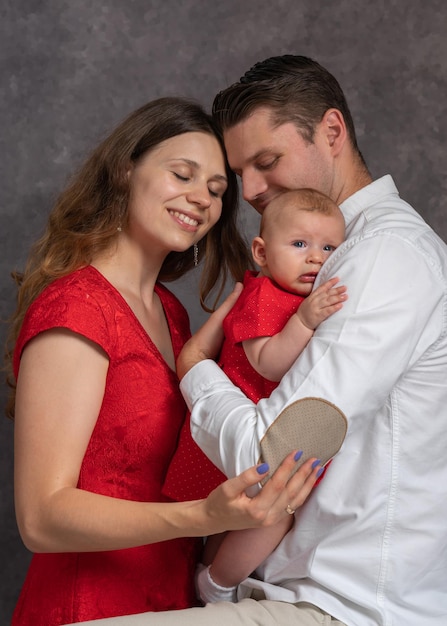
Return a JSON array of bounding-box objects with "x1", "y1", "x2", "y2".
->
[
  {"x1": 193, "y1": 243, "x2": 199, "y2": 267},
  {"x1": 117, "y1": 209, "x2": 124, "y2": 232}
]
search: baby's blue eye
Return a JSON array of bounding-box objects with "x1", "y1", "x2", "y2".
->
[{"x1": 293, "y1": 241, "x2": 305, "y2": 248}]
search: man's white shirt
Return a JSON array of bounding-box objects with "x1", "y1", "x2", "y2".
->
[{"x1": 180, "y1": 176, "x2": 447, "y2": 626}]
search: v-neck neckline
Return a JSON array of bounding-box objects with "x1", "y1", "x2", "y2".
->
[{"x1": 85, "y1": 265, "x2": 178, "y2": 374}]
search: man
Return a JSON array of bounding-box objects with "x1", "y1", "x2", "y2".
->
[{"x1": 75, "y1": 55, "x2": 447, "y2": 625}]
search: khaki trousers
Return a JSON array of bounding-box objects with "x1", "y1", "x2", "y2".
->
[{"x1": 63, "y1": 600, "x2": 347, "y2": 625}]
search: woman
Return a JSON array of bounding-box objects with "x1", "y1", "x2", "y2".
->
[{"x1": 5, "y1": 97, "x2": 320, "y2": 625}]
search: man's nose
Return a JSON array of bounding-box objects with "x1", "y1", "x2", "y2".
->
[{"x1": 241, "y1": 171, "x2": 268, "y2": 204}]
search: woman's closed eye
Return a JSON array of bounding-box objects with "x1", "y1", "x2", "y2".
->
[{"x1": 173, "y1": 171, "x2": 190, "y2": 182}]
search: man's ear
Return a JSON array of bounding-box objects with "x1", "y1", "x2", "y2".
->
[
  {"x1": 252, "y1": 236, "x2": 268, "y2": 267},
  {"x1": 322, "y1": 108, "x2": 347, "y2": 156}
]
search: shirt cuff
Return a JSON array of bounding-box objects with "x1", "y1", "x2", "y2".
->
[{"x1": 179, "y1": 359, "x2": 229, "y2": 410}]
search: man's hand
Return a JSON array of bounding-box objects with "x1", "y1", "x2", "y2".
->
[{"x1": 177, "y1": 282, "x2": 243, "y2": 379}]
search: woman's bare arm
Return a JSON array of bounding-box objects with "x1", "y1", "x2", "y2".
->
[{"x1": 14, "y1": 329, "x2": 318, "y2": 553}]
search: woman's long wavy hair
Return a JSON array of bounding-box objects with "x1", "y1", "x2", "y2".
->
[{"x1": 4, "y1": 97, "x2": 252, "y2": 419}]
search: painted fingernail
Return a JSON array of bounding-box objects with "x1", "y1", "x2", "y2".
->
[
  {"x1": 311, "y1": 459, "x2": 321, "y2": 469},
  {"x1": 294, "y1": 450, "x2": 303, "y2": 461},
  {"x1": 257, "y1": 463, "x2": 270, "y2": 474},
  {"x1": 316, "y1": 467, "x2": 324, "y2": 478}
]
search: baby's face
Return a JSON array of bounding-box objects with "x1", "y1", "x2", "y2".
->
[{"x1": 260, "y1": 208, "x2": 345, "y2": 295}]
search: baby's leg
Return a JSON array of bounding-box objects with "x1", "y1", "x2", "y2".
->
[
  {"x1": 202, "y1": 531, "x2": 228, "y2": 565},
  {"x1": 196, "y1": 516, "x2": 293, "y2": 604},
  {"x1": 210, "y1": 516, "x2": 293, "y2": 587}
]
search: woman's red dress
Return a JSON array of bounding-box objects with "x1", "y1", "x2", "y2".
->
[{"x1": 12, "y1": 266, "x2": 200, "y2": 626}]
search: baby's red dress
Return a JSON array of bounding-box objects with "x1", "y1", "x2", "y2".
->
[
  {"x1": 12, "y1": 266, "x2": 200, "y2": 626},
  {"x1": 163, "y1": 270, "x2": 305, "y2": 501}
]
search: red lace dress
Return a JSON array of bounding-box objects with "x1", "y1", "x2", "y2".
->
[
  {"x1": 163, "y1": 270, "x2": 305, "y2": 501},
  {"x1": 12, "y1": 266, "x2": 201, "y2": 626}
]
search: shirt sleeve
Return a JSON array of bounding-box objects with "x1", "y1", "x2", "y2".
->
[{"x1": 180, "y1": 232, "x2": 444, "y2": 480}]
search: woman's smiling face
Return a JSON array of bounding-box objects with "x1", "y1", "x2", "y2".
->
[{"x1": 127, "y1": 131, "x2": 228, "y2": 255}]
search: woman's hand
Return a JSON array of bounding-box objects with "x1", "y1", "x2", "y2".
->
[
  {"x1": 202, "y1": 451, "x2": 321, "y2": 534},
  {"x1": 177, "y1": 282, "x2": 243, "y2": 379}
]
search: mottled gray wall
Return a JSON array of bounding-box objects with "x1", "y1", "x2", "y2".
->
[{"x1": 1, "y1": 1, "x2": 446, "y2": 622}]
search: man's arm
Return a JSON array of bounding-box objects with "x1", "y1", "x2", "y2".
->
[{"x1": 180, "y1": 235, "x2": 442, "y2": 479}]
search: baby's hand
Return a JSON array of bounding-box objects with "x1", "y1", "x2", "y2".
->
[{"x1": 297, "y1": 277, "x2": 347, "y2": 330}]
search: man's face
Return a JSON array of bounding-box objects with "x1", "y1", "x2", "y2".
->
[{"x1": 223, "y1": 107, "x2": 335, "y2": 213}]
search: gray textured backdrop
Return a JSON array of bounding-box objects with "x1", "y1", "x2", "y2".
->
[{"x1": 1, "y1": 1, "x2": 446, "y2": 623}]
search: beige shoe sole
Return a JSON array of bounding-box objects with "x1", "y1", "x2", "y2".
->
[{"x1": 259, "y1": 397, "x2": 347, "y2": 483}]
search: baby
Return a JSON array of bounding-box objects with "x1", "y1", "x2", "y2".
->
[{"x1": 164, "y1": 188, "x2": 347, "y2": 603}]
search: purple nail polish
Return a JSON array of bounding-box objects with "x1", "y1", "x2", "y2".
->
[
  {"x1": 311, "y1": 459, "x2": 321, "y2": 469},
  {"x1": 294, "y1": 450, "x2": 303, "y2": 461},
  {"x1": 257, "y1": 462, "x2": 269, "y2": 474},
  {"x1": 316, "y1": 467, "x2": 324, "y2": 478}
]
